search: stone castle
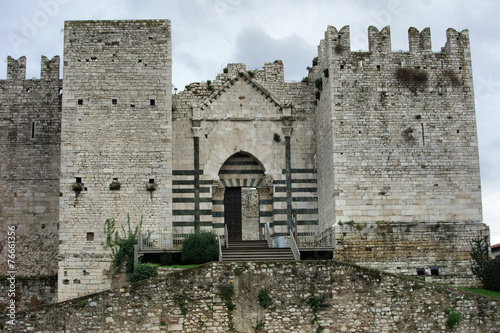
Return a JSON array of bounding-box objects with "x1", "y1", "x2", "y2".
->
[{"x1": 0, "y1": 20, "x2": 489, "y2": 302}]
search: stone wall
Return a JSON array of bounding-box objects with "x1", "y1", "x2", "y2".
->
[
  {"x1": 0, "y1": 276, "x2": 57, "y2": 313},
  {"x1": 2, "y1": 261, "x2": 498, "y2": 332},
  {"x1": 334, "y1": 221, "x2": 490, "y2": 287},
  {"x1": 0, "y1": 56, "x2": 61, "y2": 277},
  {"x1": 58, "y1": 20, "x2": 173, "y2": 301}
]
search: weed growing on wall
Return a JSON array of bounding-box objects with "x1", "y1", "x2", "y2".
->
[
  {"x1": 258, "y1": 289, "x2": 271, "y2": 309},
  {"x1": 445, "y1": 307, "x2": 461, "y2": 330},
  {"x1": 103, "y1": 214, "x2": 148, "y2": 276}
]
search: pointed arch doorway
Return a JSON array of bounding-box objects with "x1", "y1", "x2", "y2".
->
[{"x1": 215, "y1": 152, "x2": 272, "y2": 241}]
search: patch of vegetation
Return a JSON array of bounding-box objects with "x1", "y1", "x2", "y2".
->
[
  {"x1": 312, "y1": 57, "x2": 319, "y2": 67},
  {"x1": 301, "y1": 76, "x2": 309, "y2": 84},
  {"x1": 76, "y1": 300, "x2": 87, "y2": 308},
  {"x1": 307, "y1": 291, "x2": 325, "y2": 333},
  {"x1": 161, "y1": 264, "x2": 198, "y2": 269},
  {"x1": 482, "y1": 259, "x2": 500, "y2": 292},
  {"x1": 323, "y1": 68, "x2": 329, "y2": 78},
  {"x1": 456, "y1": 287, "x2": 500, "y2": 299},
  {"x1": 273, "y1": 133, "x2": 281, "y2": 143},
  {"x1": 469, "y1": 236, "x2": 490, "y2": 280},
  {"x1": 254, "y1": 320, "x2": 265, "y2": 331},
  {"x1": 445, "y1": 307, "x2": 461, "y2": 330},
  {"x1": 130, "y1": 262, "x2": 158, "y2": 282},
  {"x1": 315, "y1": 91, "x2": 321, "y2": 100},
  {"x1": 219, "y1": 285, "x2": 235, "y2": 312},
  {"x1": 233, "y1": 267, "x2": 243, "y2": 276},
  {"x1": 103, "y1": 214, "x2": 148, "y2": 276},
  {"x1": 396, "y1": 67, "x2": 428, "y2": 84},
  {"x1": 223, "y1": 67, "x2": 228, "y2": 73},
  {"x1": 314, "y1": 78, "x2": 323, "y2": 91},
  {"x1": 181, "y1": 231, "x2": 218, "y2": 264},
  {"x1": 247, "y1": 70, "x2": 255, "y2": 78},
  {"x1": 258, "y1": 289, "x2": 271, "y2": 309}
]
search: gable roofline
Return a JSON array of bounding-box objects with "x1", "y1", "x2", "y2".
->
[{"x1": 198, "y1": 70, "x2": 284, "y2": 111}]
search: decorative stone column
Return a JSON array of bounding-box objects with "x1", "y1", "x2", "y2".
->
[
  {"x1": 282, "y1": 126, "x2": 293, "y2": 232},
  {"x1": 192, "y1": 126, "x2": 201, "y2": 233}
]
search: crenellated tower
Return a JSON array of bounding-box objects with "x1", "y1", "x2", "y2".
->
[
  {"x1": 312, "y1": 25, "x2": 486, "y2": 281},
  {"x1": 0, "y1": 55, "x2": 62, "y2": 283}
]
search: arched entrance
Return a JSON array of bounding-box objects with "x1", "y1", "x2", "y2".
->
[{"x1": 213, "y1": 152, "x2": 272, "y2": 241}]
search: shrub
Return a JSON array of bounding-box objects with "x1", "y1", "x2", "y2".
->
[
  {"x1": 130, "y1": 263, "x2": 158, "y2": 282},
  {"x1": 469, "y1": 236, "x2": 490, "y2": 279},
  {"x1": 181, "y1": 231, "x2": 219, "y2": 264},
  {"x1": 483, "y1": 259, "x2": 500, "y2": 291},
  {"x1": 446, "y1": 308, "x2": 461, "y2": 330}
]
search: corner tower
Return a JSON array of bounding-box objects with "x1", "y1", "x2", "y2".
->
[{"x1": 58, "y1": 20, "x2": 173, "y2": 300}]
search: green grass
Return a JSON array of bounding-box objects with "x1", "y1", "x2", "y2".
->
[
  {"x1": 457, "y1": 288, "x2": 500, "y2": 299},
  {"x1": 160, "y1": 264, "x2": 198, "y2": 269}
]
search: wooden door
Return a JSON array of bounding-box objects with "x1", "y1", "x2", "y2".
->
[{"x1": 224, "y1": 187, "x2": 242, "y2": 241}]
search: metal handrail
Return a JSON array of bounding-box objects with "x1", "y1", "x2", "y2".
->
[
  {"x1": 218, "y1": 234, "x2": 223, "y2": 261},
  {"x1": 289, "y1": 230, "x2": 300, "y2": 261},
  {"x1": 224, "y1": 224, "x2": 229, "y2": 248},
  {"x1": 265, "y1": 223, "x2": 273, "y2": 248}
]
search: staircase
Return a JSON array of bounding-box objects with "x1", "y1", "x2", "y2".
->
[{"x1": 221, "y1": 240, "x2": 296, "y2": 262}]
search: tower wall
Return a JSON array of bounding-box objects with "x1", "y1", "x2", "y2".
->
[
  {"x1": 314, "y1": 26, "x2": 482, "y2": 225},
  {"x1": 0, "y1": 56, "x2": 62, "y2": 277},
  {"x1": 58, "y1": 20, "x2": 173, "y2": 301}
]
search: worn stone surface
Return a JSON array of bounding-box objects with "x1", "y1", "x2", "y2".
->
[
  {"x1": 0, "y1": 276, "x2": 57, "y2": 313},
  {"x1": 1, "y1": 261, "x2": 499, "y2": 332}
]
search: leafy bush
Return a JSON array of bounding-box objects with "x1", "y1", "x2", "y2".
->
[
  {"x1": 130, "y1": 263, "x2": 158, "y2": 282},
  {"x1": 181, "y1": 231, "x2": 219, "y2": 264},
  {"x1": 445, "y1": 307, "x2": 461, "y2": 330},
  {"x1": 483, "y1": 259, "x2": 500, "y2": 291}
]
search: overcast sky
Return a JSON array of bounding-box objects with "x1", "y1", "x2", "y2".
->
[{"x1": 1, "y1": 0, "x2": 499, "y2": 245}]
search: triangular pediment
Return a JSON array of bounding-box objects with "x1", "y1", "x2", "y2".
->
[{"x1": 196, "y1": 71, "x2": 285, "y2": 120}]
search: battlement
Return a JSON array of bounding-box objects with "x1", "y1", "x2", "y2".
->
[
  {"x1": 323, "y1": 25, "x2": 470, "y2": 56},
  {"x1": 5, "y1": 55, "x2": 60, "y2": 81}
]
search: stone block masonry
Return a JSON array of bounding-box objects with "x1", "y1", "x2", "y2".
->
[
  {"x1": 58, "y1": 20, "x2": 173, "y2": 301},
  {"x1": 0, "y1": 56, "x2": 61, "y2": 277},
  {"x1": 1, "y1": 261, "x2": 499, "y2": 332},
  {"x1": 313, "y1": 26, "x2": 482, "y2": 227}
]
